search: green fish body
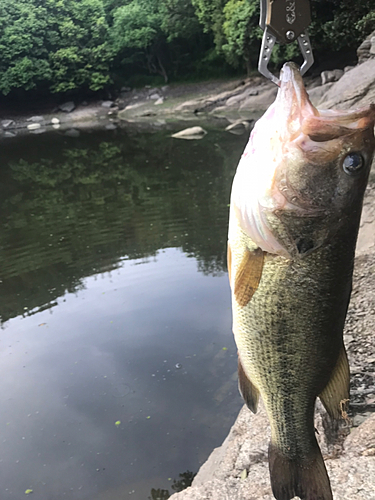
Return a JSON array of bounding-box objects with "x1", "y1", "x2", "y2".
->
[{"x1": 228, "y1": 62, "x2": 375, "y2": 500}]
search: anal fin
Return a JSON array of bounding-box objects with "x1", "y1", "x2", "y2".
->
[
  {"x1": 234, "y1": 247, "x2": 264, "y2": 307},
  {"x1": 319, "y1": 343, "x2": 350, "y2": 420},
  {"x1": 238, "y1": 355, "x2": 259, "y2": 413}
]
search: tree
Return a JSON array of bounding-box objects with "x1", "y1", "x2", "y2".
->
[
  {"x1": 110, "y1": 0, "x2": 169, "y2": 82},
  {"x1": 0, "y1": 0, "x2": 112, "y2": 95},
  {"x1": 222, "y1": 0, "x2": 261, "y2": 75},
  {"x1": 191, "y1": 0, "x2": 227, "y2": 51}
]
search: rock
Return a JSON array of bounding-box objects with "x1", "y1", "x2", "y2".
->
[
  {"x1": 51, "y1": 117, "x2": 60, "y2": 125},
  {"x1": 149, "y1": 93, "x2": 161, "y2": 100},
  {"x1": 3, "y1": 131, "x2": 17, "y2": 138},
  {"x1": 240, "y1": 87, "x2": 278, "y2": 115},
  {"x1": 321, "y1": 69, "x2": 344, "y2": 85},
  {"x1": 357, "y1": 31, "x2": 375, "y2": 63},
  {"x1": 371, "y1": 36, "x2": 375, "y2": 55},
  {"x1": 105, "y1": 123, "x2": 117, "y2": 130},
  {"x1": 65, "y1": 128, "x2": 80, "y2": 138},
  {"x1": 225, "y1": 94, "x2": 247, "y2": 107},
  {"x1": 121, "y1": 86, "x2": 132, "y2": 92},
  {"x1": 1, "y1": 119, "x2": 15, "y2": 129},
  {"x1": 27, "y1": 123, "x2": 41, "y2": 131},
  {"x1": 81, "y1": 101, "x2": 88, "y2": 106},
  {"x1": 59, "y1": 101, "x2": 75, "y2": 113},
  {"x1": 170, "y1": 405, "x2": 375, "y2": 500},
  {"x1": 344, "y1": 66, "x2": 355, "y2": 73},
  {"x1": 154, "y1": 97, "x2": 164, "y2": 105},
  {"x1": 26, "y1": 116, "x2": 44, "y2": 122},
  {"x1": 52, "y1": 124, "x2": 60, "y2": 130},
  {"x1": 320, "y1": 58, "x2": 375, "y2": 110},
  {"x1": 307, "y1": 82, "x2": 335, "y2": 107},
  {"x1": 225, "y1": 120, "x2": 253, "y2": 135},
  {"x1": 171, "y1": 126, "x2": 207, "y2": 140},
  {"x1": 101, "y1": 100, "x2": 115, "y2": 108}
]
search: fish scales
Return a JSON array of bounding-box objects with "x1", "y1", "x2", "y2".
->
[{"x1": 228, "y1": 62, "x2": 375, "y2": 500}]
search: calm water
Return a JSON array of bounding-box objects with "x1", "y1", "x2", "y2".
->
[{"x1": 0, "y1": 125, "x2": 248, "y2": 499}]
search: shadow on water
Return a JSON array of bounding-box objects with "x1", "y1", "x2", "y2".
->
[
  {"x1": 0, "y1": 126, "x2": 248, "y2": 499},
  {"x1": 0, "y1": 126, "x2": 245, "y2": 324},
  {"x1": 149, "y1": 470, "x2": 196, "y2": 499}
]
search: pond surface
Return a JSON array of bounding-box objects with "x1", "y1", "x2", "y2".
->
[{"x1": 0, "y1": 125, "x2": 248, "y2": 499}]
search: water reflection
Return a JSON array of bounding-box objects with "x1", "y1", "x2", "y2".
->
[{"x1": 0, "y1": 127, "x2": 247, "y2": 499}]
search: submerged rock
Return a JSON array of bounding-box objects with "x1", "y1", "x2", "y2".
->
[
  {"x1": 225, "y1": 120, "x2": 253, "y2": 135},
  {"x1": 171, "y1": 126, "x2": 207, "y2": 140}
]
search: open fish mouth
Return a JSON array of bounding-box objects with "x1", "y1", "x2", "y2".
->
[{"x1": 230, "y1": 62, "x2": 375, "y2": 258}]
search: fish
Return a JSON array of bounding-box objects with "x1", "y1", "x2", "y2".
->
[{"x1": 227, "y1": 62, "x2": 375, "y2": 500}]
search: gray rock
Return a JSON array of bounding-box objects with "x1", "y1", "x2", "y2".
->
[
  {"x1": 320, "y1": 58, "x2": 375, "y2": 110},
  {"x1": 225, "y1": 94, "x2": 247, "y2": 107},
  {"x1": 27, "y1": 123, "x2": 41, "y2": 131},
  {"x1": 149, "y1": 93, "x2": 161, "y2": 100},
  {"x1": 81, "y1": 101, "x2": 88, "y2": 106},
  {"x1": 26, "y1": 116, "x2": 44, "y2": 122},
  {"x1": 51, "y1": 117, "x2": 60, "y2": 125},
  {"x1": 172, "y1": 126, "x2": 207, "y2": 140},
  {"x1": 321, "y1": 69, "x2": 344, "y2": 85},
  {"x1": 170, "y1": 405, "x2": 375, "y2": 500},
  {"x1": 357, "y1": 31, "x2": 375, "y2": 63},
  {"x1": 240, "y1": 87, "x2": 278, "y2": 114},
  {"x1": 371, "y1": 36, "x2": 375, "y2": 55},
  {"x1": 307, "y1": 82, "x2": 335, "y2": 107},
  {"x1": 59, "y1": 101, "x2": 75, "y2": 113},
  {"x1": 105, "y1": 123, "x2": 117, "y2": 130},
  {"x1": 154, "y1": 97, "x2": 164, "y2": 105},
  {"x1": 101, "y1": 100, "x2": 115, "y2": 108},
  {"x1": 65, "y1": 128, "x2": 80, "y2": 138},
  {"x1": 1, "y1": 119, "x2": 15, "y2": 129}
]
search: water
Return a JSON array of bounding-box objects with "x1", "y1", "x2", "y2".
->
[{"x1": 0, "y1": 125, "x2": 248, "y2": 499}]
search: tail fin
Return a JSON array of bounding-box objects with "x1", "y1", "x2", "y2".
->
[{"x1": 268, "y1": 442, "x2": 333, "y2": 500}]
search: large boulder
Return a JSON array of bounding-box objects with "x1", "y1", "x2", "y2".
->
[
  {"x1": 357, "y1": 30, "x2": 375, "y2": 63},
  {"x1": 319, "y1": 58, "x2": 375, "y2": 110},
  {"x1": 170, "y1": 404, "x2": 375, "y2": 500},
  {"x1": 171, "y1": 126, "x2": 207, "y2": 140}
]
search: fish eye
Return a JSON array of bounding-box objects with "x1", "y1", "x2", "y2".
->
[{"x1": 342, "y1": 153, "x2": 364, "y2": 175}]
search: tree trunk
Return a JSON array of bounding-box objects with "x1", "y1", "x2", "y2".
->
[
  {"x1": 245, "y1": 57, "x2": 251, "y2": 78},
  {"x1": 156, "y1": 52, "x2": 168, "y2": 83}
]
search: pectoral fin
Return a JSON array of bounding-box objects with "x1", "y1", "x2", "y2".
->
[
  {"x1": 238, "y1": 355, "x2": 259, "y2": 413},
  {"x1": 227, "y1": 242, "x2": 232, "y2": 285},
  {"x1": 319, "y1": 344, "x2": 350, "y2": 420},
  {"x1": 234, "y1": 248, "x2": 264, "y2": 307}
]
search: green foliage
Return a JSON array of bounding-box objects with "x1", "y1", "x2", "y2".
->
[
  {"x1": 222, "y1": 0, "x2": 261, "y2": 73},
  {"x1": 309, "y1": 0, "x2": 375, "y2": 53},
  {"x1": 0, "y1": 0, "x2": 112, "y2": 95},
  {"x1": 1, "y1": 0, "x2": 375, "y2": 96}
]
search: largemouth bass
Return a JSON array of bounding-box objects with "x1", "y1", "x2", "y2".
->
[{"x1": 227, "y1": 62, "x2": 375, "y2": 500}]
